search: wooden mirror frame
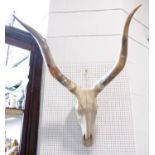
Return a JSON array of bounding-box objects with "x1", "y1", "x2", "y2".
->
[{"x1": 5, "y1": 26, "x2": 43, "y2": 155}]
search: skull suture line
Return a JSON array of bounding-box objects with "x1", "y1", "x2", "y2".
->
[{"x1": 14, "y1": 5, "x2": 141, "y2": 146}]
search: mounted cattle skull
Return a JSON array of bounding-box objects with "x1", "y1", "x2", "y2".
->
[{"x1": 14, "y1": 5, "x2": 141, "y2": 146}]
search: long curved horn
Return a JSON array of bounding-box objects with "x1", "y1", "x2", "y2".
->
[
  {"x1": 93, "y1": 4, "x2": 142, "y2": 94},
  {"x1": 14, "y1": 16, "x2": 78, "y2": 93}
]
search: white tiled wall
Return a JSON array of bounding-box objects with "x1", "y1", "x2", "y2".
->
[{"x1": 37, "y1": 0, "x2": 148, "y2": 155}]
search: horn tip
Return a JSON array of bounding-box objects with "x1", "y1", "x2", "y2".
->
[{"x1": 136, "y1": 4, "x2": 143, "y2": 10}]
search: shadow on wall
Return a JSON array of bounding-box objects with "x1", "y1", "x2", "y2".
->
[{"x1": 42, "y1": 108, "x2": 94, "y2": 154}]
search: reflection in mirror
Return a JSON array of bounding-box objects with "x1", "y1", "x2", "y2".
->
[{"x1": 5, "y1": 44, "x2": 30, "y2": 154}]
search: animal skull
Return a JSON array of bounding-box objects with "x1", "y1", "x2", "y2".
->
[
  {"x1": 74, "y1": 88, "x2": 98, "y2": 146},
  {"x1": 14, "y1": 5, "x2": 141, "y2": 146}
]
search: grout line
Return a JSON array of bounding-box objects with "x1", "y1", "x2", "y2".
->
[
  {"x1": 49, "y1": 8, "x2": 148, "y2": 30},
  {"x1": 47, "y1": 34, "x2": 148, "y2": 49},
  {"x1": 129, "y1": 36, "x2": 149, "y2": 49},
  {"x1": 49, "y1": 8, "x2": 121, "y2": 14},
  {"x1": 47, "y1": 34, "x2": 120, "y2": 38}
]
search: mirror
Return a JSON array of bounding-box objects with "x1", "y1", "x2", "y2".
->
[
  {"x1": 5, "y1": 25, "x2": 43, "y2": 155},
  {"x1": 5, "y1": 45, "x2": 30, "y2": 154}
]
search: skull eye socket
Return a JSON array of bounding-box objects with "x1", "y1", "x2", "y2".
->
[
  {"x1": 93, "y1": 106, "x2": 97, "y2": 114},
  {"x1": 76, "y1": 105, "x2": 84, "y2": 115}
]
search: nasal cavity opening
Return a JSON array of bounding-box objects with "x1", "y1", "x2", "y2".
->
[{"x1": 83, "y1": 133, "x2": 93, "y2": 140}]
